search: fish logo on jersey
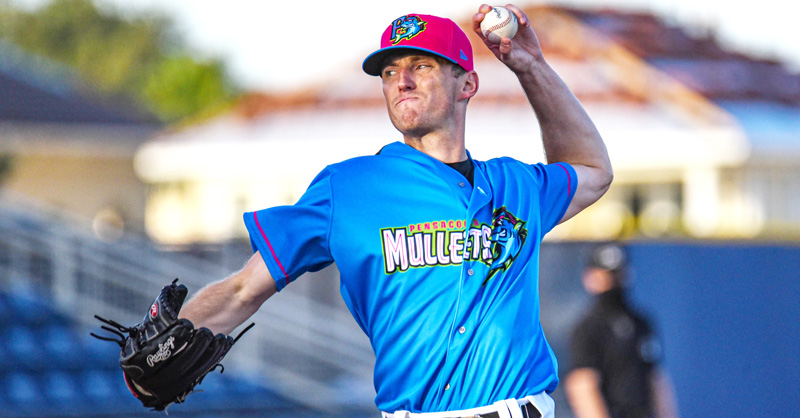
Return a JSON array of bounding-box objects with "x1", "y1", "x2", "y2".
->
[
  {"x1": 390, "y1": 15, "x2": 427, "y2": 44},
  {"x1": 485, "y1": 206, "x2": 528, "y2": 285}
]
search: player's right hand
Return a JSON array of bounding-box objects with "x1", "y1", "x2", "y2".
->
[{"x1": 472, "y1": 4, "x2": 544, "y2": 74}]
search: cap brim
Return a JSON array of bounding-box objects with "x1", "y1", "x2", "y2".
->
[{"x1": 362, "y1": 46, "x2": 460, "y2": 76}]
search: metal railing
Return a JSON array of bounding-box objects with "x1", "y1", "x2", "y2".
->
[{"x1": 0, "y1": 192, "x2": 376, "y2": 413}]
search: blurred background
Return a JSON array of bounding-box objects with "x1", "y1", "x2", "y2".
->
[{"x1": 0, "y1": 0, "x2": 798, "y2": 417}]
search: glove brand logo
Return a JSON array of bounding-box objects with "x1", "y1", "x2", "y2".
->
[
  {"x1": 150, "y1": 302, "x2": 158, "y2": 318},
  {"x1": 146, "y1": 336, "x2": 175, "y2": 367}
]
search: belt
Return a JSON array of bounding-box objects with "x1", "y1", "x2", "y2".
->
[
  {"x1": 476, "y1": 402, "x2": 541, "y2": 418},
  {"x1": 383, "y1": 397, "x2": 545, "y2": 418}
]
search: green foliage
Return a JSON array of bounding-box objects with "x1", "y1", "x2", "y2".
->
[
  {"x1": 0, "y1": 0, "x2": 239, "y2": 122},
  {"x1": 145, "y1": 55, "x2": 236, "y2": 122}
]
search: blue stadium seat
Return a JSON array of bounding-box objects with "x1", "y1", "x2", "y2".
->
[
  {"x1": 6, "y1": 290, "x2": 52, "y2": 326},
  {"x1": 43, "y1": 371, "x2": 80, "y2": 403},
  {"x1": 0, "y1": 338, "x2": 12, "y2": 370},
  {"x1": 5, "y1": 372, "x2": 41, "y2": 405},
  {"x1": 41, "y1": 323, "x2": 86, "y2": 370},
  {"x1": 180, "y1": 370, "x2": 228, "y2": 411},
  {"x1": 0, "y1": 385, "x2": 12, "y2": 418},
  {"x1": 82, "y1": 332, "x2": 121, "y2": 371},
  {"x1": 79, "y1": 369, "x2": 150, "y2": 416},
  {"x1": 5, "y1": 325, "x2": 47, "y2": 371},
  {"x1": 0, "y1": 293, "x2": 10, "y2": 322},
  {"x1": 223, "y1": 373, "x2": 260, "y2": 403},
  {"x1": 222, "y1": 373, "x2": 295, "y2": 410},
  {"x1": 80, "y1": 369, "x2": 117, "y2": 401},
  {"x1": 200, "y1": 371, "x2": 227, "y2": 394}
]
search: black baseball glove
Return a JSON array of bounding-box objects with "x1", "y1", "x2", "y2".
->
[{"x1": 91, "y1": 279, "x2": 253, "y2": 411}]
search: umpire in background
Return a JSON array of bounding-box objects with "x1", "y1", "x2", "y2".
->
[{"x1": 565, "y1": 243, "x2": 680, "y2": 418}]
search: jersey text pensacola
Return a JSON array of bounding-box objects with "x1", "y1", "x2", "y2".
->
[{"x1": 380, "y1": 218, "x2": 491, "y2": 274}]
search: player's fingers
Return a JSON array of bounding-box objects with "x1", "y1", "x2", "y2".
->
[
  {"x1": 472, "y1": 13, "x2": 484, "y2": 35},
  {"x1": 504, "y1": 4, "x2": 530, "y2": 28},
  {"x1": 502, "y1": 3, "x2": 541, "y2": 53},
  {"x1": 472, "y1": 4, "x2": 493, "y2": 35},
  {"x1": 499, "y1": 37, "x2": 513, "y2": 56}
]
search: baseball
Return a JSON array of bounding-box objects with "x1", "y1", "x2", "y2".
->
[{"x1": 480, "y1": 6, "x2": 518, "y2": 44}]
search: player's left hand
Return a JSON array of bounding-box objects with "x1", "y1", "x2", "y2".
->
[
  {"x1": 90, "y1": 279, "x2": 254, "y2": 411},
  {"x1": 473, "y1": 4, "x2": 544, "y2": 74}
]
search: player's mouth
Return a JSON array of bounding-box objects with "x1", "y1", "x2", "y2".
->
[{"x1": 395, "y1": 96, "x2": 420, "y2": 106}]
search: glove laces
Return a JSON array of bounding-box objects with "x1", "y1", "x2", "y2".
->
[{"x1": 90, "y1": 315, "x2": 140, "y2": 348}]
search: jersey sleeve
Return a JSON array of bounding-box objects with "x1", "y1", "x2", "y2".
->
[
  {"x1": 533, "y1": 162, "x2": 577, "y2": 237},
  {"x1": 243, "y1": 167, "x2": 335, "y2": 291}
]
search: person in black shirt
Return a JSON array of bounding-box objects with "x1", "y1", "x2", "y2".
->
[{"x1": 565, "y1": 243, "x2": 679, "y2": 418}]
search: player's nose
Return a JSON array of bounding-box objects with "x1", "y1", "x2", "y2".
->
[{"x1": 397, "y1": 69, "x2": 416, "y2": 90}]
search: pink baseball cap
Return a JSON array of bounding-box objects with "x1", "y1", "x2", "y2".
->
[{"x1": 362, "y1": 14, "x2": 474, "y2": 76}]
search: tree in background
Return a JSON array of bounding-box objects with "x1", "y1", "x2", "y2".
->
[{"x1": 0, "y1": 0, "x2": 239, "y2": 123}]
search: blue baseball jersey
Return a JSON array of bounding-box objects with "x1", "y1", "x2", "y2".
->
[{"x1": 244, "y1": 142, "x2": 576, "y2": 413}]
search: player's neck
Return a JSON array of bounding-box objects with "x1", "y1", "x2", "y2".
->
[{"x1": 404, "y1": 132, "x2": 467, "y2": 164}]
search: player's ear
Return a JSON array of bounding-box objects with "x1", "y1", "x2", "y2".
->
[{"x1": 459, "y1": 71, "x2": 479, "y2": 101}]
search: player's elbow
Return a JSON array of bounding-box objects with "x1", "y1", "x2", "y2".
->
[
  {"x1": 581, "y1": 163, "x2": 614, "y2": 203},
  {"x1": 558, "y1": 164, "x2": 613, "y2": 224},
  {"x1": 585, "y1": 143, "x2": 614, "y2": 195},
  {"x1": 597, "y1": 163, "x2": 614, "y2": 197}
]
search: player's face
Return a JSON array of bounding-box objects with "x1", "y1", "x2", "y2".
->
[{"x1": 380, "y1": 53, "x2": 464, "y2": 137}]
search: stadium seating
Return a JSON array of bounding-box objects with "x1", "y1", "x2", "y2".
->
[{"x1": 0, "y1": 287, "x2": 310, "y2": 418}]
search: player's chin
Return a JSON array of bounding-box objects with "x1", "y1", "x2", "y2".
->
[
  {"x1": 390, "y1": 112, "x2": 424, "y2": 132},
  {"x1": 396, "y1": 118, "x2": 436, "y2": 136}
]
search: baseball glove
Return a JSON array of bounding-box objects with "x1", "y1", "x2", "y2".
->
[{"x1": 90, "y1": 279, "x2": 254, "y2": 411}]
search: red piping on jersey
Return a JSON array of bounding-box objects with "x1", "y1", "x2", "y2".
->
[
  {"x1": 555, "y1": 163, "x2": 573, "y2": 198},
  {"x1": 253, "y1": 212, "x2": 290, "y2": 283}
]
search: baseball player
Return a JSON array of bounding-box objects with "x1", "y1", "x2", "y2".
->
[
  {"x1": 565, "y1": 244, "x2": 680, "y2": 418},
  {"x1": 178, "y1": 4, "x2": 613, "y2": 417}
]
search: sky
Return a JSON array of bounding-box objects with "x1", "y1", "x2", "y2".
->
[{"x1": 10, "y1": 0, "x2": 800, "y2": 92}]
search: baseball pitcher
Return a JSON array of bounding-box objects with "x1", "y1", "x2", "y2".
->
[{"x1": 93, "y1": 4, "x2": 612, "y2": 417}]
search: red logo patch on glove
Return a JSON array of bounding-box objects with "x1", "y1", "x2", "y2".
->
[{"x1": 150, "y1": 302, "x2": 158, "y2": 318}]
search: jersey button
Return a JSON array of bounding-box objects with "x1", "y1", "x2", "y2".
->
[
  {"x1": 459, "y1": 326, "x2": 466, "y2": 334},
  {"x1": 444, "y1": 383, "x2": 451, "y2": 391},
  {"x1": 458, "y1": 181, "x2": 465, "y2": 187},
  {"x1": 467, "y1": 269, "x2": 474, "y2": 276}
]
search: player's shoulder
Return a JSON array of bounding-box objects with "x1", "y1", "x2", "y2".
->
[
  {"x1": 325, "y1": 149, "x2": 395, "y2": 174},
  {"x1": 326, "y1": 142, "x2": 422, "y2": 172},
  {"x1": 482, "y1": 155, "x2": 574, "y2": 167},
  {"x1": 478, "y1": 156, "x2": 564, "y2": 177},
  {"x1": 481, "y1": 155, "x2": 538, "y2": 168}
]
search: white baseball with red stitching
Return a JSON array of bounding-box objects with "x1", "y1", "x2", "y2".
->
[{"x1": 480, "y1": 6, "x2": 518, "y2": 44}]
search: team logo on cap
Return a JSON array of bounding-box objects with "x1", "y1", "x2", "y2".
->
[{"x1": 390, "y1": 15, "x2": 427, "y2": 44}]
